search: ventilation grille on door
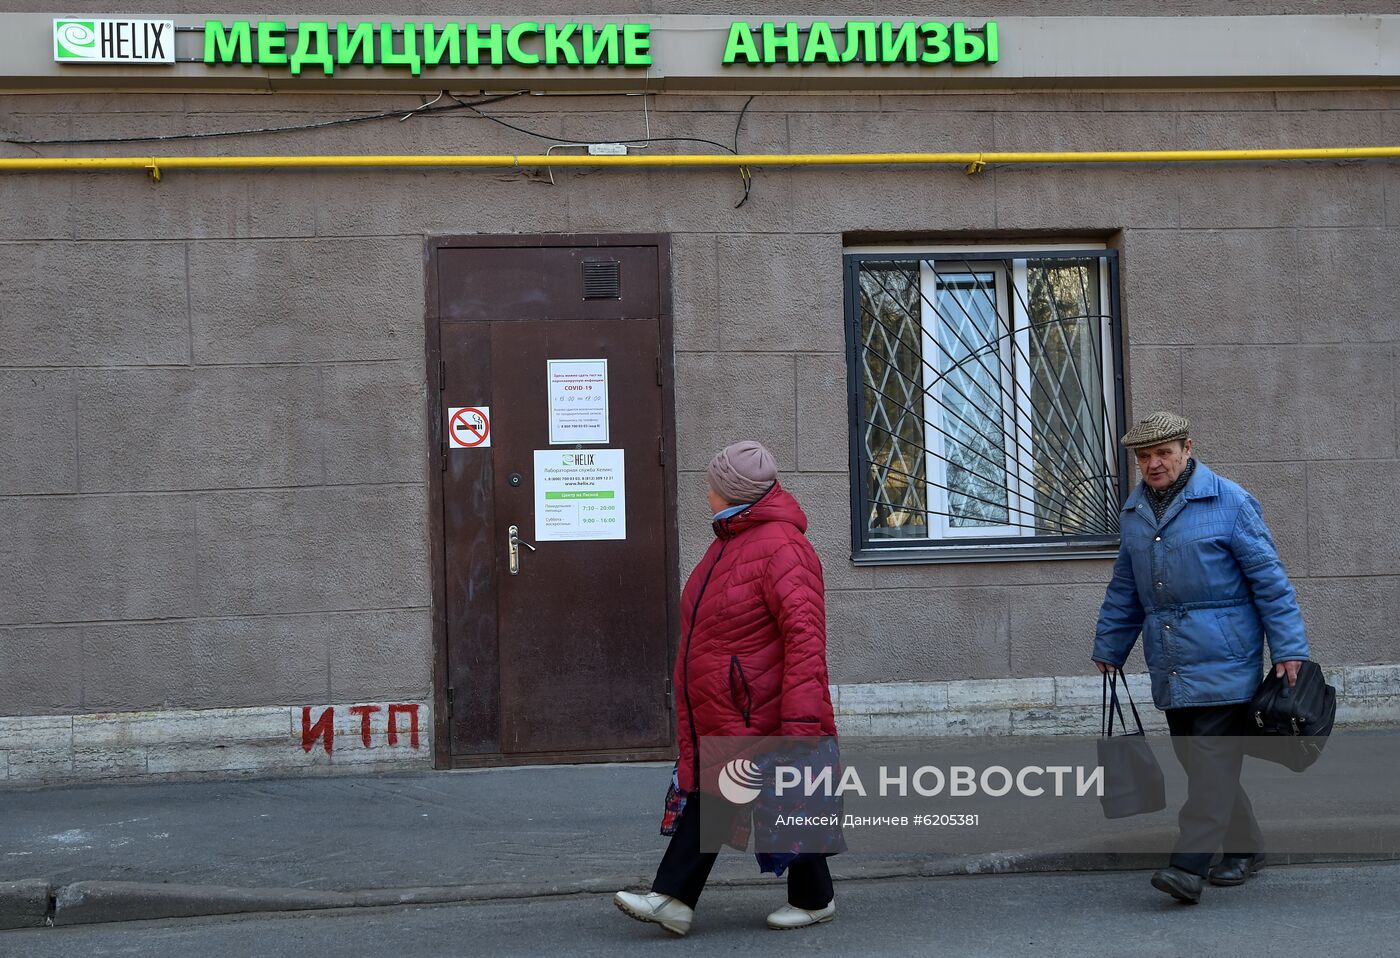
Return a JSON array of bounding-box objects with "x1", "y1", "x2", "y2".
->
[{"x1": 582, "y1": 259, "x2": 622, "y2": 300}]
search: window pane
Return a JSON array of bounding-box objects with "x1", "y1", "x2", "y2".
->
[
  {"x1": 1025, "y1": 259, "x2": 1109, "y2": 535},
  {"x1": 858, "y1": 262, "x2": 928, "y2": 539},
  {"x1": 933, "y1": 273, "x2": 1009, "y2": 528}
]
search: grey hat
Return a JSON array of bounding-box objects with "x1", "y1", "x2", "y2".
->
[
  {"x1": 1121, "y1": 411, "x2": 1190, "y2": 449},
  {"x1": 707, "y1": 440, "x2": 777, "y2": 504}
]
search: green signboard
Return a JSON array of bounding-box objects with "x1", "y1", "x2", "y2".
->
[
  {"x1": 723, "y1": 21, "x2": 999, "y2": 65},
  {"x1": 200, "y1": 19, "x2": 1000, "y2": 75}
]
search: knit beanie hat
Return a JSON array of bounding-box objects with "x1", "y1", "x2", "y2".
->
[{"x1": 707, "y1": 440, "x2": 777, "y2": 504}]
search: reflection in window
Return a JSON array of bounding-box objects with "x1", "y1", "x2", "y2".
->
[{"x1": 930, "y1": 272, "x2": 1009, "y2": 530}]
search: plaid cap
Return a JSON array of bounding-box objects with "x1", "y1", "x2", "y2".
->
[{"x1": 1121, "y1": 411, "x2": 1190, "y2": 448}]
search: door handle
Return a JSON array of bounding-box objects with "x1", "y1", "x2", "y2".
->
[{"x1": 508, "y1": 524, "x2": 536, "y2": 576}]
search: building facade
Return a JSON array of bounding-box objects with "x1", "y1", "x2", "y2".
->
[{"x1": 1, "y1": 3, "x2": 1397, "y2": 785}]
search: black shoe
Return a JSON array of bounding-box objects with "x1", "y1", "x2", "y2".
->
[
  {"x1": 1208, "y1": 854, "x2": 1266, "y2": 886},
  {"x1": 1151, "y1": 866, "x2": 1203, "y2": 904}
]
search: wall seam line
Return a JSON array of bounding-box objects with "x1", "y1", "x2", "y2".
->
[
  {"x1": 184, "y1": 240, "x2": 194, "y2": 366},
  {"x1": 71, "y1": 367, "x2": 81, "y2": 494},
  {"x1": 1303, "y1": 459, "x2": 1312, "y2": 581}
]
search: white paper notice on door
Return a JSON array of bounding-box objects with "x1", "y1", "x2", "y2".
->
[
  {"x1": 533, "y1": 449, "x2": 626, "y2": 542},
  {"x1": 547, "y1": 358, "x2": 609, "y2": 445}
]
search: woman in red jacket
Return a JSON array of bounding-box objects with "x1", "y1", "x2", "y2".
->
[{"x1": 614, "y1": 440, "x2": 839, "y2": 937}]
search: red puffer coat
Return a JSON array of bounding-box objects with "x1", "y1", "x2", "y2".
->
[{"x1": 674, "y1": 482, "x2": 837, "y2": 792}]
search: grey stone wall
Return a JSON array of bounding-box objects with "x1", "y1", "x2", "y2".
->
[
  {"x1": 2, "y1": 86, "x2": 1396, "y2": 718},
  {"x1": 2, "y1": 1, "x2": 1396, "y2": 16}
]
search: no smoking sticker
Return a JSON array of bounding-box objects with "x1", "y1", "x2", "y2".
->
[{"x1": 448, "y1": 406, "x2": 491, "y2": 448}]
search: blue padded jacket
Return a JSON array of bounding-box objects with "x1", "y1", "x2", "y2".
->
[{"x1": 1093, "y1": 460, "x2": 1310, "y2": 709}]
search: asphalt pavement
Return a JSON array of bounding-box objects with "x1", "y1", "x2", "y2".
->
[
  {"x1": 1, "y1": 753, "x2": 1396, "y2": 930},
  {"x1": 8, "y1": 864, "x2": 1400, "y2": 958}
]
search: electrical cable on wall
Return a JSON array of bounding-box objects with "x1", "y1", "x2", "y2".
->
[
  {"x1": 1, "y1": 89, "x2": 762, "y2": 207},
  {"x1": 732, "y1": 96, "x2": 756, "y2": 208},
  {"x1": 455, "y1": 93, "x2": 755, "y2": 206},
  {"x1": 0, "y1": 91, "x2": 529, "y2": 145}
]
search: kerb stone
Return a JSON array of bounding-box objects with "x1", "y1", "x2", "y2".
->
[{"x1": 0, "y1": 879, "x2": 51, "y2": 930}]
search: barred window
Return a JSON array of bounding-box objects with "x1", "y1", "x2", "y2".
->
[{"x1": 844, "y1": 245, "x2": 1128, "y2": 562}]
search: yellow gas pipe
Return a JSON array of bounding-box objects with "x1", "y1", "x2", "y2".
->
[{"x1": 0, "y1": 146, "x2": 1398, "y2": 180}]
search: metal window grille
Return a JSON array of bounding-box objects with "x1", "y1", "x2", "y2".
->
[{"x1": 844, "y1": 249, "x2": 1128, "y2": 562}]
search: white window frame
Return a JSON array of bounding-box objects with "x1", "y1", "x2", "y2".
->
[{"x1": 920, "y1": 263, "x2": 1020, "y2": 539}]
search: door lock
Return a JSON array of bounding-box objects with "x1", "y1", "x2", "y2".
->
[{"x1": 508, "y1": 524, "x2": 536, "y2": 575}]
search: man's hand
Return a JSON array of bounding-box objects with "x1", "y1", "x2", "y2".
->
[
  {"x1": 1274, "y1": 660, "x2": 1304, "y2": 687},
  {"x1": 1093, "y1": 660, "x2": 1110, "y2": 674}
]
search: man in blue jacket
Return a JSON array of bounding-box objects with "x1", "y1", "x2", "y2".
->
[{"x1": 1092, "y1": 412, "x2": 1309, "y2": 904}]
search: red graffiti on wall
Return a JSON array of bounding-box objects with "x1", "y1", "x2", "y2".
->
[
  {"x1": 348, "y1": 704, "x2": 381, "y2": 748},
  {"x1": 387, "y1": 703, "x2": 421, "y2": 748},
  {"x1": 301, "y1": 706, "x2": 335, "y2": 754},
  {"x1": 300, "y1": 704, "x2": 422, "y2": 754}
]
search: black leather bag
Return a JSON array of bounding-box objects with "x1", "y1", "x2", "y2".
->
[
  {"x1": 1097, "y1": 669, "x2": 1167, "y2": 819},
  {"x1": 1247, "y1": 660, "x2": 1336, "y2": 772}
]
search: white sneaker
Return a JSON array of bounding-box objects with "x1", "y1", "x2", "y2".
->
[
  {"x1": 766, "y1": 901, "x2": 836, "y2": 930},
  {"x1": 613, "y1": 891, "x2": 694, "y2": 936}
]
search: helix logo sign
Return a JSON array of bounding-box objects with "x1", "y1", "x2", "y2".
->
[
  {"x1": 717, "y1": 758, "x2": 765, "y2": 805},
  {"x1": 53, "y1": 19, "x2": 176, "y2": 64},
  {"x1": 53, "y1": 21, "x2": 99, "y2": 59}
]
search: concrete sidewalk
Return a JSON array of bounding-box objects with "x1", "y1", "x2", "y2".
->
[
  {"x1": 2, "y1": 760, "x2": 1396, "y2": 929},
  {"x1": 0, "y1": 763, "x2": 677, "y2": 926}
]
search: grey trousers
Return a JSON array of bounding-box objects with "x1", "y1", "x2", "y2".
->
[{"x1": 1165, "y1": 703, "x2": 1264, "y2": 876}]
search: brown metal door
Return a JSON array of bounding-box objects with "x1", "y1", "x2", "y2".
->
[{"x1": 428, "y1": 237, "x2": 678, "y2": 766}]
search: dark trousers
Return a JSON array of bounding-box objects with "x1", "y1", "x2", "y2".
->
[
  {"x1": 1165, "y1": 703, "x2": 1263, "y2": 876},
  {"x1": 651, "y1": 799, "x2": 833, "y2": 910}
]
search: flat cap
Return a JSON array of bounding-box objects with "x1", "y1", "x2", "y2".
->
[{"x1": 1121, "y1": 411, "x2": 1190, "y2": 449}]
